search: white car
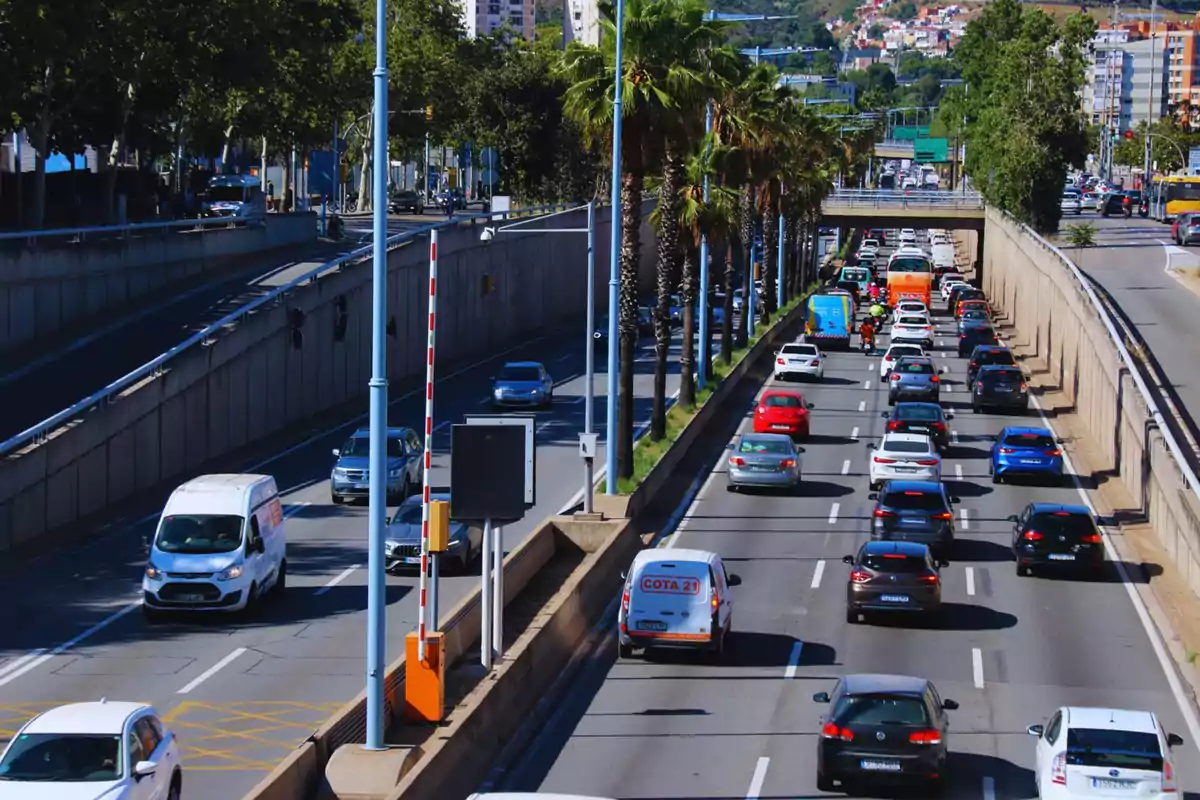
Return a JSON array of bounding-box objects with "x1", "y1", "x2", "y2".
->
[
  {"x1": 892, "y1": 300, "x2": 928, "y2": 322},
  {"x1": 941, "y1": 280, "x2": 968, "y2": 302},
  {"x1": 1027, "y1": 706, "x2": 1184, "y2": 798},
  {"x1": 899, "y1": 228, "x2": 917, "y2": 244},
  {"x1": 890, "y1": 313, "x2": 935, "y2": 349},
  {"x1": 774, "y1": 342, "x2": 824, "y2": 381},
  {"x1": 1060, "y1": 192, "x2": 1082, "y2": 215},
  {"x1": 868, "y1": 432, "x2": 942, "y2": 489},
  {"x1": 861, "y1": 238, "x2": 881, "y2": 251},
  {"x1": 879, "y1": 343, "x2": 926, "y2": 378},
  {"x1": 0, "y1": 700, "x2": 182, "y2": 799}
]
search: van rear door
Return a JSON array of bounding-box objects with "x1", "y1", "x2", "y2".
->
[{"x1": 627, "y1": 560, "x2": 713, "y2": 641}]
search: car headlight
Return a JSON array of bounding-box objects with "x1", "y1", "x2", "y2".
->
[
  {"x1": 332, "y1": 467, "x2": 348, "y2": 478},
  {"x1": 493, "y1": 387, "x2": 504, "y2": 397},
  {"x1": 145, "y1": 562, "x2": 164, "y2": 580},
  {"x1": 388, "y1": 467, "x2": 402, "y2": 478},
  {"x1": 530, "y1": 388, "x2": 542, "y2": 395},
  {"x1": 216, "y1": 564, "x2": 244, "y2": 581}
]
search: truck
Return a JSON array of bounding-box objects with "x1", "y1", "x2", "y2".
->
[
  {"x1": 805, "y1": 293, "x2": 852, "y2": 349},
  {"x1": 930, "y1": 243, "x2": 956, "y2": 271}
]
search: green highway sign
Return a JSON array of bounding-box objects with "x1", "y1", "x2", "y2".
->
[
  {"x1": 893, "y1": 125, "x2": 931, "y2": 141},
  {"x1": 913, "y1": 137, "x2": 949, "y2": 162}
]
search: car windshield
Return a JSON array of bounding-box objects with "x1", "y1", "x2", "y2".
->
[
  {"x1": 0, "y1": 733, "x2": 122, "y2": 782},
  {"x1": 1065, "y1": 728, "x2": 1162, "y2": 771},
  {"x1": 391, "y1": 503, "x2": 424, "y2": 525},
  {"x1": 862, "y1": 553, "x2": 928, "y2": 573},
  {"x1": 834, "y1": 694, "x2": 930, "y2": 726},
  {"x1": 739, "y1": 438, "x2": 792, "y2": 454},
  {"x1": 499, "y1": 366, "x2": 540, "y2": 382},
  {"x1": 889, "y1": 257, "x2": 931, "y2": 273},
  {"x1": 896, "y1": 362, "x2": 934, "y2": 374},
  {"x1": 881, "y1": 491, "x2": 947, "y2": 511},
  {"x1": 1003, "y1": 432, "x2": 1056, "y2": 448},
  {"x1": 1028, "y1": 512, "x2": 1096, "y2": 537},
  {"x1": 340, "y1": 436, "x2": 405, "y2": 458},
  {"x1": 883, "y1": 440, "x2": 930, "y2": 454},
  {"x1": 842, "y1": 269, "x2": 868, "y2": 282},
  {"x1": 156, "y1": 514, "x2": 244, "y2": 554},
  {"x1": 764, "y1": 394, "x2": 803, "y2": 408},
  {"x1": 896, "y1": 405, "x2": 940, "y2": 421},
  {"x1": 208, "y1": 186, "x2": 249, "y2": 202},
  {"x1": 782, "y1": 345, "x2": 818, "y2": 356},
  {"x1": 962, "y1": 310, "x2": 988, "y2": 320}
]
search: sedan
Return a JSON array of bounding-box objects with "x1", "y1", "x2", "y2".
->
[
  {"x1": 726, "y1": 433, "x2": 803, "y2": 492},
  {"x1": 388, "y1": 190, "x2": 425, "y2": 214},
  {"x1": 879, "y1": 343, "x2": 926, "y2": 379},
  {"x1": 955, "y1": 298, "x2": 988, "y2": 320},
  {"x1": 890, "y1": 313, "x2": 935, "y2": 349},
  {"x1": 844, "y1": 540, "x2": 947, "y2": 623},
  {"x1": 882, "y1": 402, "x2": 953, "y2": 451},
  {"x1": 752, "y1": 389, "x2": 814, "y2": 439},
  {"x1": 1010, "y1": 502, "x2": 1104, "y2": 576},
  {"x1": 972, "y1": 365, "x2": 1029, "y2": 413},
  {"x1": 868, "y1": 433, "x2": 942, "y2": 489},
  {"x1": 491, "y1": 361, "x2": 554, "y2": 409},
  {"x1": 814, "y1": 674, "x2": 957, "y2": 794},
  {"x1": 1180, "y1": 216, "x2": 1200, "y2": 246},
  {"x1": 887, "y1": 357, "x2": 945, "y2": 405},
  {"x1": 990, "y1": 426, "x2": 1065, "y2": 484},
  {"x1": 385, "y1": 493, "x2": 480, "y2": 573},
  {"x1": 1172, "y1": 213, "x2": 1196, "y2": 244},
  {"x1": 1060, "y1": 192, "x2": 1082, "y2": 215},
  {"x1": 774, "y1": 342, "x2": 824, "y2": 381},
  {"x1": 870, "y1": 479, "x2": 958, "y2": 557}
]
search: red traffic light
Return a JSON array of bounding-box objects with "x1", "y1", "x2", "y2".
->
[{"x1": 1124, "y1": 130, "x2": 1135, "y2": 139}]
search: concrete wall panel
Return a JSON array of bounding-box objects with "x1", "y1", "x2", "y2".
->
[
  {"x1": 77, "y1": 446, "x2": 108, "y2": 520},
  {"x1": 134, "y1": 412, "x2": 160, "y2": 491}
]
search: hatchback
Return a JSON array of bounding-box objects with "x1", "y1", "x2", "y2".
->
[
  {"x1": 844, "y1": 541, "x2": 948, "y2": 623},
  {"x1": 878, "y1": 343, "x2": 926, "y2": 379},
  {"x1": 385, "y1": 492, "x2": 480, "y2": 574},
  {"x1": 726, "y1": 433, "x2": 803, "y2": 492},
  {"x1": 957, "y1": 308, "x2": 990, "y2": 331},
  {"x1": 887, "y1": 357, "x2": 945, "y2": 405},
  {"x1": 890, "y1": 313, "x2": 935, "y2": 349},
  {"x1": 990, "y1": 426, "x2": 1065, "y2": 484},
  {"x1": 491, "y1": 361, "x2": 555, "y2": 409},
  {"x1": 958, "y1": 324, "x2": 999, "y2": 356},
  {"x1": 881, "y1": 402, "x2": 953, "y2": 451},
  {"x1": 753, "y1": 389, "x2": 814, "y2": 439},
  {"x1": 774, "y1": 342, "x2": 824, "y2": 382},
  {"x1": 955, "y1": 298, "x2": 988, "y2": 320},
  {"x1": 892, "y1": 300, "x2": 928, "y2": 322},
  {"x1": 966, "y1": 345, "x2": 1015, "y2": 383},
  {"x1": 814, "y1": 674, "x2": 957, "y2": 793},
  {"x1": 972, "y1": 365, "x2": 1029, "y2": 413},
  {"x1": 870, "y1": 480, "x2": 958, "y2": 556},
  {"x1": 1010, "y1": 502, "x2": 1104, "y2": 576},
  {"x1": 867, "y1": 433, "x2": 942, "y2": 489}
]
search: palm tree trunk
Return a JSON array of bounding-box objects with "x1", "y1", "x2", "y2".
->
[
  {"x1": 679, "y1": 239, "x2": 698, "y2": 408},
  {"x1": 651, "y1": 144, "x2": 684, "y2": 441},
  {"x1": 700, "y1": 244, "x2": 713, "y2": 385},
  {"x1": 737, "y1": 184, "x2": 754, "y2": 347},
  {"x1": 762, "y1": 207, "x2": 777, "y2": 325},
  {"x1": 722, "y1": 235, "x2": 736, "y2": 363},
  {"x1": 617, "y1": 147, "x2": 644, "y2": 481}
]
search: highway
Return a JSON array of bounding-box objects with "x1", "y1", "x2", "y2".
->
[
  {"x1": 0, "y1": 214, "x2": 428, "y2": 444},
  {"x1": 0, "y1": 312, "x2": 683, "y2": 798},
  {"x1": 492, "y1": 232, "x2": 1200, "y2": 798}
]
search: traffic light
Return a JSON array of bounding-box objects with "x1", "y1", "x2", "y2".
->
[
  {"x1": 1124, "y1": 130, "x2": 1135, "y2": 140},
  {"x1": 425, "y1": 105, "x2": 433, "y2": 122}
]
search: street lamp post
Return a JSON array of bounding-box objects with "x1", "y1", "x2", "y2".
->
[
  {"x1": 699, "y1": 99, "x2": 712, "y2": 391},
  {"x1": 605, "y1": 0, "x2": 625, "y2": 495}
]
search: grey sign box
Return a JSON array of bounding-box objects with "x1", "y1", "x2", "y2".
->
[
  {"x1": 450, "y1": 424, "x2": 527, "y2": 523},
  {"x1": 464, "y1": 414, "x2": 535, "y2": 505},
  {"x1": 579, "y1": 432, "x2": 598, "y2": 459}
]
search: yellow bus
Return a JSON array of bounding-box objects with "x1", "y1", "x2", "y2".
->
[{"x1": 1148, "y1": 175, "x2": 1200, "y2": 222}]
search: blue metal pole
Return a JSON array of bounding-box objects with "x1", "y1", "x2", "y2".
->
[
  {"x1": 332, "y1": 120, "x2": 340, "y2": 213},
  {"x1": 584, "y1": 200, "x2": 596, "y2": 514},
  {"x1": 747, "y1": 238, "x2": 756, "y2": 335},
  {"x1": 605, "y1": 0, "x2": 625, "y2": 496},
  {"x1": 698, "y1": 100, "x2": 711, "y2": 392},
  {"x1": 777, "y1": 212, "x2": 785, "y2": 311},
  {"x1": 364, "y1": 0, "x2": 390, "y2": 752}
]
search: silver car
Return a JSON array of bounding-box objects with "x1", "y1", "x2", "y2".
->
[
  {"x1": 384, "y1": 493, "x2": 481, "y2": 573},
  {"x1": 726, "y1": 433, "x2": 803, "y2": 492},
  {"x1": 1060, "y1": 192, "x2": 1082, "y2": 215}
]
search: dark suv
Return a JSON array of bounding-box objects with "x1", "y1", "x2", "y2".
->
[
  {"x1": 958, "y1": 323, "x2": 999, "y2": 357},
  {"x1": 966, "y1": 345, "x2": 1016, "y2": 384},
  {"x1": 843, "y1": 540, "x2": 947, "y2": 623},
  {"x1": 887, "y1": 357, "x2": 945, "y2": 405},
  {"x1": 881, "y1": 402, "x2": 953, "y2": 451},
  {"x1": 814, "y1": 673, "x2": 957, "y2": 793},
  {"x1": 1010, "y1": 502, "x2": 1104, "y2": 576},
  {"x1": 972, "y1": 365, "x2": 1029, "y2": 413},
  {"x1": 869, "y1": 480, "x2": 958, "y2": 557}
]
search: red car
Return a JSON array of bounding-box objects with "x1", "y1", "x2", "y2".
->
[{"x1": 753, "y1": 389, "x2": 814, "y2": 439}]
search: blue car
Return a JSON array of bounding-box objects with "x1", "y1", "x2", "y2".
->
[
  {"x1": 491, "y1": 361, "x2": 554, "y2": 409},
  {"x1": 331, "y1": 427, "x2": 424, "y2": 504},
  {"x1": 989, "y1": 426, "x2": 1065, "y2": 484}
]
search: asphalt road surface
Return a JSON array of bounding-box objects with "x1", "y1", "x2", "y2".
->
[
  {"x1": 491, "y1": 231, "x2": 1200, "y2": 799},
  {"x1": 0, "y1": 320, "x2": 684, "y2": 798},
  {"x1": 0, "y1": 214, "x2": 429, "y2": 445}
]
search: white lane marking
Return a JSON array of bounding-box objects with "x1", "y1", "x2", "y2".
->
[
  {"x1": 811, "y1": 560, "x2": 826, "y2": 589},
  {"x1": 857, "y1": 400, "x2": 866, "y2": 412},
  {"x1": 955, "y1": 463, "x2": 963, "y2": 480},
  {"x1": 867, "y1": 362, "x2": 874, "y2": 370},
  {"x1": 841, "y1": 459, "x2": 851, "y2": 476},
  {"x1": 283, "y1": 501, "x2": 311, "y2": 519},
  {"x1": 433, "y1": 420, "x2": 450, "y2": 433},
  {"x1": 863, "y1": 380, "x2": 872, "y2": 390},
  {"x1": 938, "y1": 339, "x2": 944, "y2": 347},
  {"x1": 314, "y1": 565, "x2": 360, "y2": 596},
  {"x1": 850, "y1": 426, "x2": 860, "y2": 441},
  {"x1": 746, "y1": 756, "x2": 770, "y2": 799},
  {"x1": 972, "y1": 647, "x2": 985, "y2": 689},
  {"x1": 784, "y1": 642, "x2": 804, "y2": 679},
  {"x1": 944, "y1": 384, "x2": 952, "y2": 393},
  {"x1": 828, "y1": 503, "x2": 840, "y2": 523},
  {"x1": 555, "y1": 353, "x2": 572, "y2": 363},
  {"x1": 0, "y1": 651, "x2": 47, "y2": 682},
  {"x1": 960, "y1": 507, "x2": 970, "y2": 530},
  {"x1": 572, "y1": 396, "x2": 586, "y2": 404},
  {"x1": 178, "y1": 647, "x2": 247, "y2": 694},
  {"x1": 965, "y1": 566, "x2": 976, "y2": 597},
  {"x1": 982, "y1": 776, "x2": 997, "y2": 800},
  {"x1": 951, "y1": 430, "x2": 960, "y2": 444},
  {"x1": 0, "y1": 601, "x2": 140, "y2": 688},
  {"x1": 478, "y1": 395, "x2": 493, "y2": 405}
]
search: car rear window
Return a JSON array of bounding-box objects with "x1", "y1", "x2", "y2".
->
[
  {"x1": 896, "y1": 405, "x2": 940, "y2": 421},
  {"x1": 898, "y1": 316, "x2": 927, "y2": 326},
  {"x1": 888, "y1": 346, "x2": 923, "y2": 360},
  {"x1": 834, "y1": 694, "x2": 930, "y2": 726},
  {"x1": 883, "y1": 440, "x2": 930, "y2": 453},
  {"x1": 1028, "y1": 512, "x2": 1096, "y2": 537},
  {"x1": 739, "y1": 438, "x2": 792, "y2": 454},
  {"x1": 1065, "y1": 728, "x2": 1162, "y2": 771},
  {"x1": 1003, "y1": 432, "x2": 1056, "y2": 448},
  {"x1": 862, "y1": 553, "x2": 929, "y2": 573},
  {"x1": 781, "y1": 344, "x2": 818, "y2": 356},
  {"x1": 842, "y1": 269, "x2": 868, "y2": 281},
  {"x1": 978, "y1": 350, "x2": 1014, "y2": 365},
  {"x1": 895, "y1": 362, "x2": 934, "y2": 374},
  {"x1": 764, "y1": 394, "x2": 803, "y2": 408},
  {"x1": 982, "y1": 368, "x2": 1022, "y2": 382},
  {"x1": 881, "y1": 490, "x2": 947, "y2": 510}
]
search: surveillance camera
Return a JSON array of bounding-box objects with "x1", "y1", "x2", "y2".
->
[{"x1": 480, "y1": 226, "x2": 496, "y2": 242}]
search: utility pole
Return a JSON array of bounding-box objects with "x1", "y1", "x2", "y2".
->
[{"x1": 1144, "y1": 0, "x2": 1159, "y2": 186}]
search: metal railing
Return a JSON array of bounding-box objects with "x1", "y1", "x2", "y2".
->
[
  {"x1": 0, "y1": 213, "x2": 288, "y2": 248},
  {"x1": 825, "y1": 188, "x2": 985, "y2": 210},
  {"x1": 0, "y1": 202, "x2": 582, "y2": 458}
]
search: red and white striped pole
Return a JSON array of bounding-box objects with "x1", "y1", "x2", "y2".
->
[{"x1": 417, "y1": 229, "x2": 439, "y2": 663}]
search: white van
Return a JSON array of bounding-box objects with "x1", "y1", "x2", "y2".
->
[
  {"x1": 142, "y1": 474, "x2": 287, "y2": 618},
  {"x1": 617, "y1": 548, "x2": 741, "y2": 661}
]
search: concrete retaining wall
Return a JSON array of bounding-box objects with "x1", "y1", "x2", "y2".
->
[
  {"x1": 982, "y1": 208, "x2": 1200, "y2": 598},
  {"x1": 0, "y1": 213, "x2": 317, "y2": 358},
  {"x1": 0, "y1": 205, "x2": 648, "y2": 550}
]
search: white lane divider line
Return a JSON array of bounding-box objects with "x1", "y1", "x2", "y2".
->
[
  {"x1": 314, "y1": 565, "x2": 361, "y2": 596},
  {"x1": 0, "y1": 601, "x2": 139, "y2": 688},
  {"x1": 841, "y1": 459, "x2": 851, "y2": 476},
  {"x1": 283, "y1": 501, "x2": 311, "y2": 519},
  {"x1": 0, "y1": 651, "x2": 47, "y2": 682},
  {"x1": 960, "y1": 507, "x2": 970, "y2": 530},
  {"x1": 965, "y1": 566, "x2": 976, "y2": 597},
  {"x1": 955, "y1": 463, "x2": 963, "y2": 481},
  {"x1": 863, "y1": 380, "x2": 872, "y2": 390},
  {"x1": 857, "y1": 400, "x2": 866, "y2": 412},
  {"x1": 972, "y1": 647, "x2": 985, "y2": 689},
  {"x1": 784, "y1": 642, "x2": 804, "y2": 679},
  {"x1": 867, "y1": 362, "x2": 874, "y2": 371},
  {"x1": 178, "y1": 647, "x2": 248, "y2": 695},
  {"x1": 982, "y1": 776, "x2": 997, "y2": 800},
  {"x1": 555, "y1": 353, "x2": 572, "y2": 363},
  {"x1": 850, "y1": 426, "x2": 860, "y2": 441},
  {"x1": 746, "y1": 756, "x2": 770, "y2": 799},
  {"x1": 433, "y1": 420, "x2": 450, "y2": 433},
  {"x1": 951, "y1": 430, "x2": 960, "y2": 444},
  {"x1": 811, "y1": 560, "x2": 826, "y2": 589},
  {"x1": 828, "y1": 503, "x2": 840, "y2": 524},
  {"x1": 944, "y1": 384, "x2": 953, "y2": 393}
]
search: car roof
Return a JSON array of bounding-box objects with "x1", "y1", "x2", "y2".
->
[
  {"x1": 351, "y1": 427, "x2": 414, "y2": 439},
  {"x1": 631, "y1": 547, "x2": 718, "y2": 568},
  {"x1": 971, "y1": 346, "x2": 1010, "y2": 356},
  {"x1": 978, "y1": 364, "x2": 1020, "y2": 373},
  {"x1": 882, "y1": 432, "x2": 934, "y2": 446},
  {"x1": 1028, "y1": 502, "x2": 1092, "y2": 516},
  {"x1": 503, "y1": 361, "x2": 543, "y2": 369},
  {"x1": 886, "y1": 343, "x2": 923, "y2": 352},
  {"x1": 1002, "y1": 425, "x2": 1053, "y2": 437},
  {"x1": 880, "y1": 479, "x2": 944, "y2": 493},
  {"x1": 24, "y1": 701, "x2": 149, "y2": 735},
  {"x1": 740, "y1": 432, "x2": 794, "y2": 444},
  {"x1": 860, "y1": 540, "x2": 931, "y2": 558},
  {"x1": 840, "y1": 673, "x2": 930, "y2": 696},
  {"x1": 1064, "y1": 707, "x2": 1158, "y2": 733},
  {"x1": 893, "y1": 402, "x2": 942, "y2": 415},
  {"x1": 763, "y1": 388, "x2": 805, "y2": 398}
]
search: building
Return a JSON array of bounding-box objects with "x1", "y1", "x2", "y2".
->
[
  {"x1": 1085, "y1": 38, "x2": 1168, "y2": 132},
  {"x1": 461, "y1": 0, "x2": 534, "y2": 40},
  {"x1": 1164, "y1": 29, "x2": 1200, "y2": 109},
  {"x1": 563, "y1": 0, "x2": 601, "y2": 46}
]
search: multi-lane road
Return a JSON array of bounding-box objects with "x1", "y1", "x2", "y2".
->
[
  {"x1": 0, "y1": 307, "x2": 683, "y2": 797},
  {"x1": 492, "y1": 231, "x2": 1200, "y2": 798}
]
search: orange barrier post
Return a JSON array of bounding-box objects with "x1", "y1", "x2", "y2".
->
[{"x1": 405, "y1": 631, "x2": 444, "y2": 723}]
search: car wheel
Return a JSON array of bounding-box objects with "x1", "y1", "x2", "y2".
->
[
  {"x1": 727, "y1": 483, "x2": 739, "y2": 493},
  {"x1": 1016, "y1": 562, "x2": 1029, "y2": 577},
  {"x1": 817, "y1": 772, "x2": 836, "y2": 793},
  {"x1": 846, "y1": 607, "x2": 859, "y2": 624},
  {"x1": 618, "y1": 640, "x2": 635, "y2": 659},
  {"x1": 168, "y1": 772, "x2": 182, "y2": 800},
  {"x1": 273, "y1": 560, "x2": 287, "y2": 597},
  {"x1": 992, "y1": 471, "x2": 1002, "y2": 484}
]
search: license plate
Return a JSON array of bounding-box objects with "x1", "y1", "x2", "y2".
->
[
  {"x1": 859, "y1": 759, "x2": 901, "y2": 772},
  {"x1": 1091, "y1": 778, "x2": 1134, "y2": 790},
  {"x1": 636, "y1": 620, "x2": 668, "y2": 631},
  {"x1": 771, "y1": 424, "x2": 791, "y2": 430},
  {"x1": 995, "y1": 387, "x2": 1013, "y2": 393},
  {"x1": 177, "y1": 594, "x2": 204, "y2": 603},
  {"x1": 895, "y1": 466, "x2": 917, "y2": 472},
  {"x1": 880, "y1": 594, "x2": 910, "y2": 603},
  {"x1": 354, "y1": 483, "x2": 368, "y2": 489},
  {"x1": 910, "y1": 426, "x2": 929, "y2": 432},
  {"x1": 1020, "y1": 459, "x2": 1042, "y2": 465},
  {"x1": 404, "y1": 557, "x2": 421, "y2": 564},
  {"x1": 1048, "y1": 553, "x2": 1076, "y2": 561}
]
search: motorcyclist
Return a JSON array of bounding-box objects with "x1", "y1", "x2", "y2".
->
[
  {"x1": 859, "y1": 318, "x2": 876, "y2": 352},
  {"x1": 868, "y1": 302, "x2": 886, "y2": 323},
  {"x1": 868, "y1": 282, "x2": 881, "y2": 302}
]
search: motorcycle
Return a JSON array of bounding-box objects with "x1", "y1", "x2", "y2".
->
[{"x1": 1122, "y1": 198, "x2": 1133, "y2": 219}]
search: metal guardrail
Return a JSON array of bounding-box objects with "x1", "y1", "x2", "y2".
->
[
  {"x1": 0, "y1": 214, "x2": 282, "y2": 247},
  {"x1": 825, "y1": 189, "x2": 985, "y2": 210},
  {"x1": 0, "y1": 202, "x2": 581, "y2": 458}
]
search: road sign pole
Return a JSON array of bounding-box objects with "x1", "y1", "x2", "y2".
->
[
  {"x1": 492, "y1": 524, "x2": 504, "y2": 662},
  {"x1": 480, "y1": 518, "x2": 493, "y2": 670}
]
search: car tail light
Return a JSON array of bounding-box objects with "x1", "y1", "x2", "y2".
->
[
  {"x1": 916, "y1": 459, "x2": 939, "y2": 466},
  {"x1": 730, "y1": 456, "x2": 745, "y2": 467},
  {"x1": 1020, "y1": 382, "x2": 1028, "y2": 391},
  {"x1": 621, "y1": 587, "x2": 630, "y2": 614},
  {"x1": 931, "y1": 422, "x2": 946, "y2": 430},
  {"x1": 780, "y1": 459, "x2": 796, "y2": 468},
  {"x1": 887, "y1": 421, "x2": 900, "y2": 431},
  {"x1": 1043, "y1": 449, "x2": 1061, "y2": 456},
  {"x1": 930, "y1": 375, "x2": 939, "y2": 383},
  {"x1": 1080, "y1": 532, "x2": 1102, "y2": 544},
  {"x1": 909, "y1": 729, "x2": 942, "y2": 745},
  {"x1": 918, "y1": 574, "x2": 940, "y2": 585},
  {"x1": 776, "y1": 357, "x2": 785, "y2": 365},
  {"x1": 976, "y1": 382, "x2": 984, "y2": 390},
  {"x1": 711, "y1": 587, "x2": 719, "y2": 612},
  {"x1": 850, "y1": 569, "x2": 872, "y2": 583},
  {"x1": 756, "y1": 406, "x2": 766, "y2": 414},
  {"x1": 1051, "y1": 752, "x2": 1066, "y2": 785},
  {"x1": 998, "y1": 447, "x2": 1016, "y2": 454},
  {"x1": 960, "y1": 334, "x2": 967, "y2": 339},
  {"x1": 811, "y1": 360, "x2": 820, "y2": 365},
  {"x1": 874, "y1": 508, "x2": 896, "y2": 517},
  {"x1": 891, "y1": 373, "x2": 901, "y2": 381},
  {"x1": 1023, "y1": 530, "x2": 1044, "y2": 541},
  {"x1": 1164, "y1": 760, "x2": 1177, "y2": 793},
  {"x1": 874, "y1": 456, "x2": 896, "y2": 464},
  {"x1": 821, "y1": 722, "x2": 854, "y2": 741},
  {"x1": 970, "y1": 361, "x2": 978, "y2": 368},
  {"x1": 932, "y1": 511, "x2": 953, "y2": 520}
]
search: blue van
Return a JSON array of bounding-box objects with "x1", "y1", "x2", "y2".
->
[{"x1": 805, "y1": 294, "x2": 852, "y2": 349}]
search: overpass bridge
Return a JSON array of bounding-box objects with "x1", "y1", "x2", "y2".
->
[
  {"x1": 873, "y1": 139, "x2": 915, "y2": 159},
  {"x1": 821, "y1": 188, "x2": 986, "y2": 231}
]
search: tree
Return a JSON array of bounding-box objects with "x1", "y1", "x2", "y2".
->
[{"x1": 894, "y1": 1, "x2": 918, "y2": 21}]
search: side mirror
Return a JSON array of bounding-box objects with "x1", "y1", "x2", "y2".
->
[
  {"x1": 726, "y1": 442, "x2": 734, "y2": 450},
  {"x1": 1006, "y1": 514, "x2": 1019, "y2": 523},
  {"x1": 866, "y1": 442, "x2": 877, "y2": 450},
  {"x1": 620, "y1": 570, "x2": 627, "y2": 581},
  {"x1": 842, "y1": 555, "x2": 855, "y2": 565},
  {"x1": 807, "y1": 402, "x2": 815, "y2": 409},
  {"x1": 868, "y1": 492, "x2": 879, "y2": 500},
  {"x1": 1167, "y1": 732, "x2": 1184, "y2": 748},
  {"x1": 331, "y1": 449, "x2": 340, "y2": 457},
  {"x1": 1056, "y1": 437, "x2": 1066, "y2": 444},
  {"x1": 880, "y1": 411, "x2": 889, "y2": 418},
  {"x1": 939, "y1": 367, "x2": 948, "y2": 374},
  {"x1": 938, "y1": 559, "x2": 950, "y2": 568},
  {"x1": 1027, "y1": 724, "x2": 1044, "y2": 737},
  {"x1": 813, "y1": 691, "x2": 831, "y2": 704},
  {"x1": 774, "y1": 350, "x2": 781, "y2": 355},
  {"x1": 945, "y1": 412, "x2": 955, "y2": 419},
  {"x1": 796, "y1": 447, "x2": 806, "y2": 453},
  {"x1": 727, "y1": 574, "x2": 743, "y2": 587},
  {"x1": 950, "y1": 496, "x2": 961, "y2": 504},
  {"x1": 942, "y1": 699, "x2": 959, "y2": 710},
  {"x1": 133, "y1": 760, "x2": 158, "y2": 779}
]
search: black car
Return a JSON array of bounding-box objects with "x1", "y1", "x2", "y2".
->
[
  {"x1": 972, "y1": 365, "x2": 1029, "y2": 413},
  {"x1": 388, "y1": 190, "x2": 424, "y2": 214},
  {"x1": 881, "y1": 402, "x2": 953, "y2": 451},
  {"x1": 636, "y1": 306, "x2": 655, "y2": 337},
  {"x1": 947, "y1": 285, "x2": 983, "y2": 311},
  {"x1": 843, "y1": 540, "x2": 948, "y2": 623},
  {"x1": 1010, "y1": 502, "x2": 1104, "y2": 576},
  {"x1": 966, "y1": 345, "x2": 1016, "y2": 384},
  {"x1": 814, "y1": 673, "x2": 957, "y2": 793},
  {"x1": 869, "y1": 480, "x2": 958, "y2": 557},
  {"x1": 836, "y1": 280, "x2": 862, "y2": 305},
  {"x1": 958, "y1": 323, "x2": 999, "y2": 357}
]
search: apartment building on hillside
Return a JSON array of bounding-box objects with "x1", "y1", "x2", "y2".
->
[
  {"x1": 1085, "y1": 38, "x2": 1168, "y2": 131},
  {"x1": 461, "y1": 0, "x2": 535, "y2": 40}
]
